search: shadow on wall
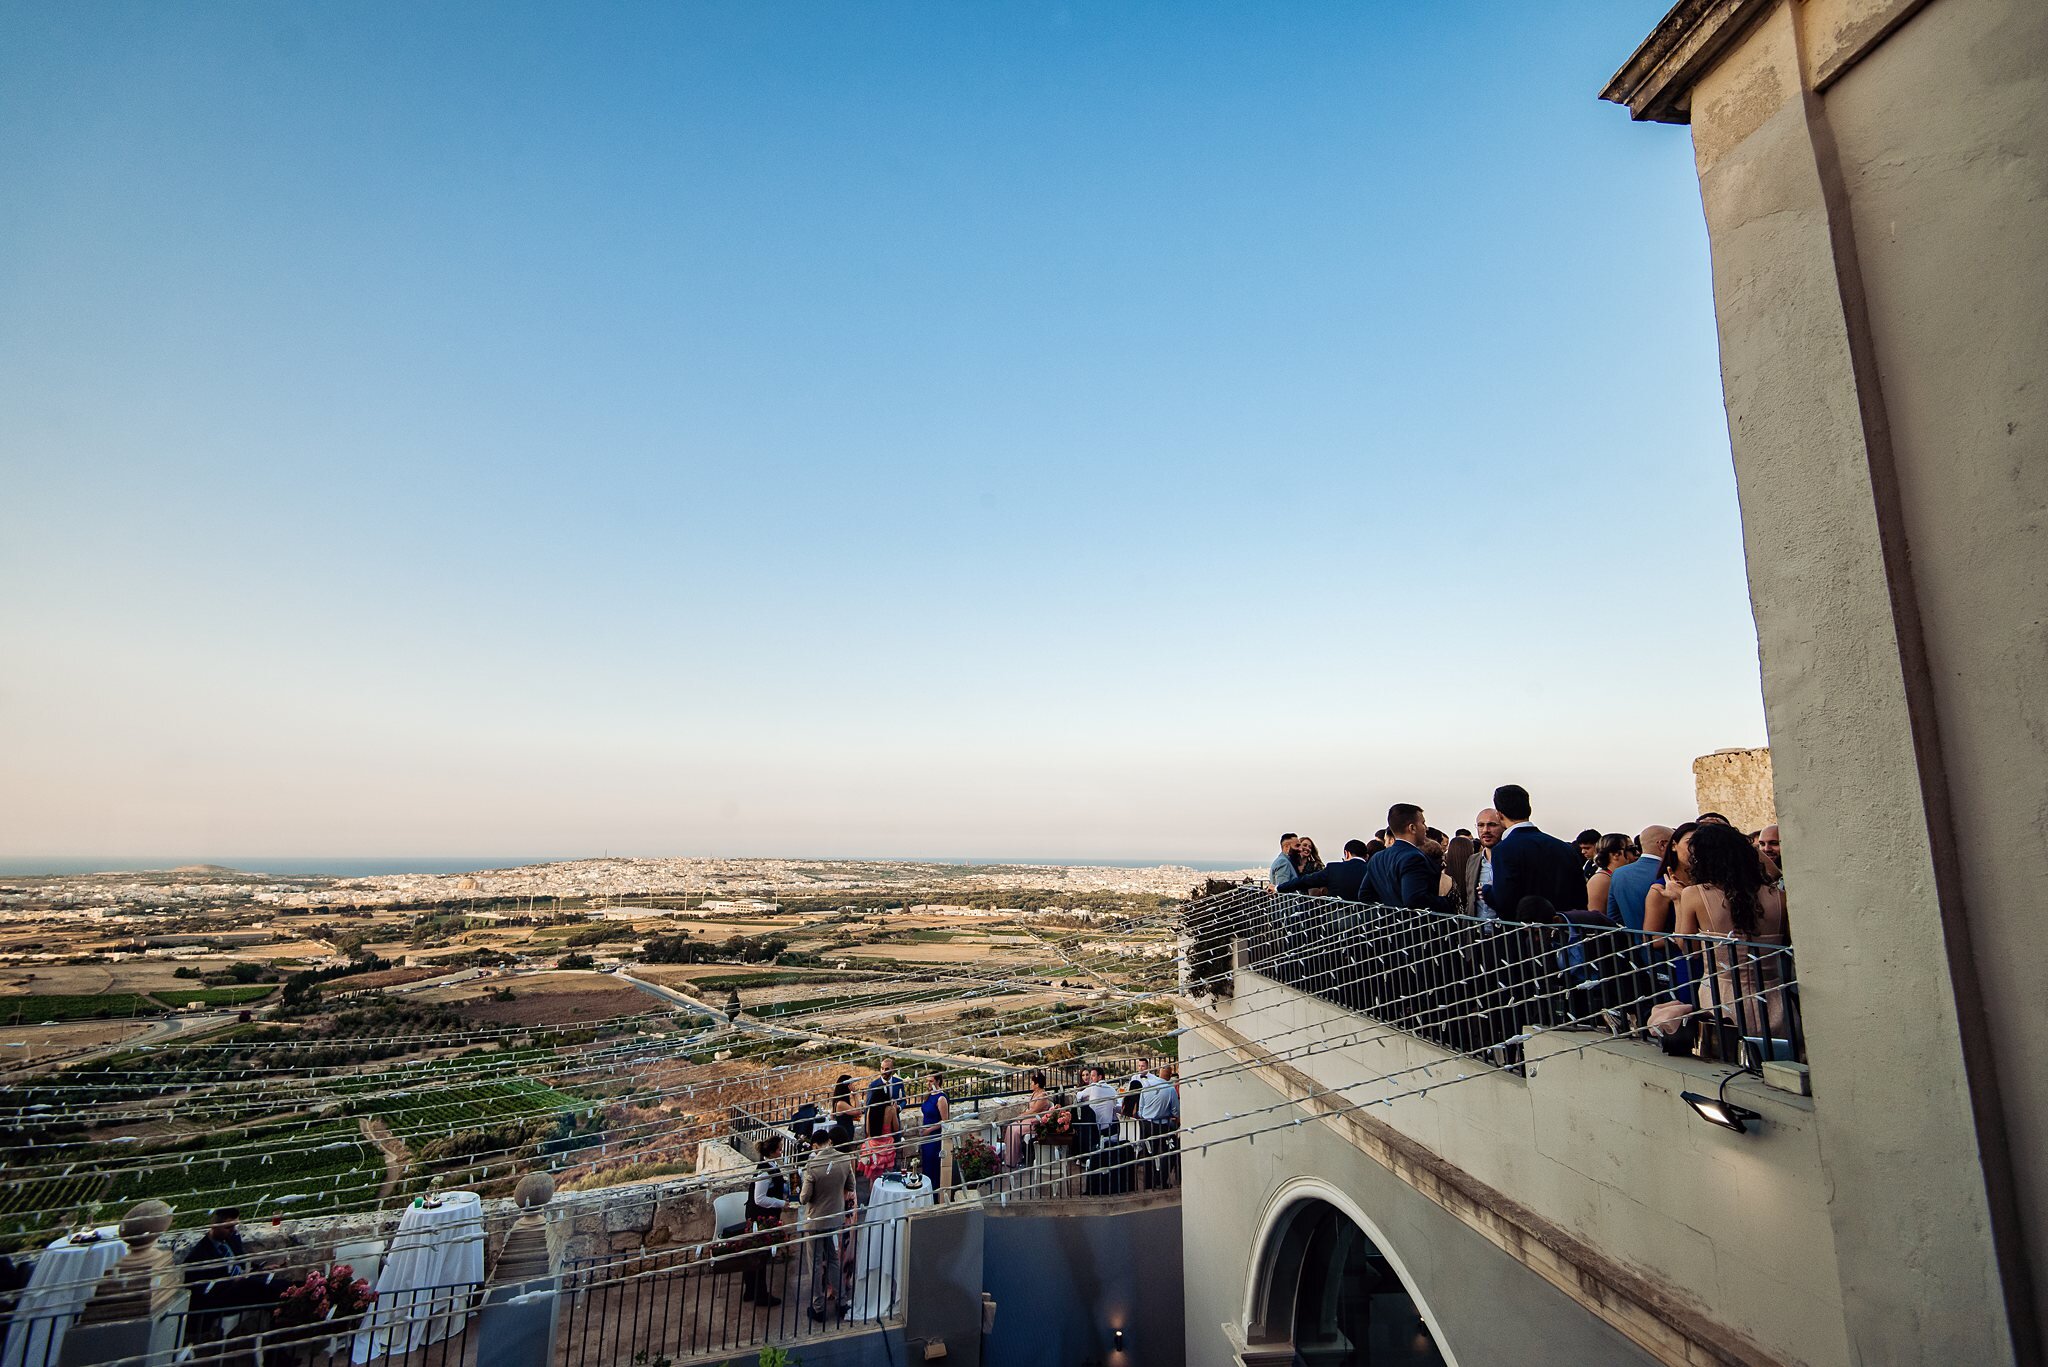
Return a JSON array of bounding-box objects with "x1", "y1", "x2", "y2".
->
[{"x1": 980, "y1": 1201, "x2": 1183, "y2": 1367}]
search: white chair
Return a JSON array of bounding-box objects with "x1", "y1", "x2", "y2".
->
[
  {"x1": 712, "y1": 1191, "x2": 749, "y2": 1238},
  {"x1": 332, "y1": 1238, "x2": 383, "y2": 1291}
]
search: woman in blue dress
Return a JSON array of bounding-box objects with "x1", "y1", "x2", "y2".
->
[{"x1": 918, "y1": 1068, "x2": 949, "y2": 1185}]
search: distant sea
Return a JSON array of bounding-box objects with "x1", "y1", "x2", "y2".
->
[
  {"x1": 0, "y1": 854, "x2": 1255, "y2": 878},
  {"x1": 0, "y1": 857, "x2": 549, "y2": 878}
]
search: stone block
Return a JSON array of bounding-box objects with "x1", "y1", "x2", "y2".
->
[
  {"x1": 1691, "y1": 747, "x2": 1776, "y2": 830},
  {"x1": 650, "y1": 1191, "x2": 713, "y2": 1248},
  {"x1": 601, "y1": 1192, "x2": 655, "y2": 1234},
  {"x1": 550, "y1": 1229, "x2": 602, "y2": 1263}
]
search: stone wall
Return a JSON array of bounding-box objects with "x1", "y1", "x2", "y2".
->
[
  {"x1": 132, "y1": 1171, "x2": 736, "y2": 1282},
  {"x1": 548, "y1": 1182, "x2": 719, "y2": 1261},
  {"x1": 1691, "y1": 747, "x2": 1775, "y2": 829}
]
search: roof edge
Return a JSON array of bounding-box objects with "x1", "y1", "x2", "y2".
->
[{"x1": 1599, "y1": 0, "x2": 1776, "y2": 124}]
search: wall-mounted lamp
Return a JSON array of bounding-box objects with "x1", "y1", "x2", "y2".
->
[
  {"x1": 1682, "y1": 1081, "x2": 1763, "y2": 1133},
  {"x1": 1113, "y1": 1327, "x2": 1125, "y2": 1351}
]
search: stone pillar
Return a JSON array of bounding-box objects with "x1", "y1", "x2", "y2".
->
[
  {"x1": 60, "y1": 1201, "x2": 184, "y2": 1367},
  {"x1": 1604, "y1": 0, "x2": 2046, "y2": 1361},
  {"x1": 475, "y1": 1173, "x2": 559, "y2": 1367},
  {"x1": 1689, "y1": 747, "x2": 1775, "y2": 830}
]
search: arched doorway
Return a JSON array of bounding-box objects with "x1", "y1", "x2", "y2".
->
[{"x1": 1243, "y1": 1196, "x2": 1449, "y2": 1366}]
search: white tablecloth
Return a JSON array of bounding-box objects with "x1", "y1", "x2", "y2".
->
[
  {"x1": 1, "y1": 1228, "x2": 124, "y2": 1367},
  {"x1": 848, "y1": 1175, "x2": 935, "y2": 1320},
  {"x1": 350, "y1": 1194, "x2": 485, "y2": 1363}
]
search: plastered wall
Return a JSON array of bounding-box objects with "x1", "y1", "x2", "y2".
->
[
  {"x1": 1683, "y1": 0, "x2": 2044, "y2": 1357},
  {"x1": 1193, "y1": 978, "x2": 1848, "y2": 1366}
]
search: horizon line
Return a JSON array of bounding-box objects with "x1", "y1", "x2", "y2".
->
[{"x1": 0, "y1": 852, "x2": 1268, "y2": 875}]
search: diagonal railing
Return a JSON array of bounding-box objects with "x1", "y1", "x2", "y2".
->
[{"x1": 1185, "y1": 886, "x2": 1803, "y2": 1076}]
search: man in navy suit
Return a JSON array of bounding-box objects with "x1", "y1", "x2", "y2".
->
[
  {"x1": 1363, "y1": 805, "x2": 1459, "y2": 910},
  {"x1": 1481, "y1": 784, "x2": 1589, "y2": 920},
  {"x1": 1278, "y1": 839, "x2": 1373, "y2": 900}
]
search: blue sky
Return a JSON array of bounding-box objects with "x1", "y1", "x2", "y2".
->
[{"x1": 0, "y1": 1, "x2": 1765, "y2": 865}]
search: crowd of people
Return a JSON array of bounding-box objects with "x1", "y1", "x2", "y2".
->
[
  {"x1": 1264, "y1": 784, "x2": 1793, "y2": 1056},
  {"x1": 736, "y1": 1056, "x2": 1181, "y2": 1322},
  {"x1": 1269, "y1": 784, "x2": 1785, "y2": 938}
]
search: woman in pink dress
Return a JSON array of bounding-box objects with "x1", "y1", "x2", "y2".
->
[{"x1": 1672, "y1": 821, "x2": 1793, "y2": 1053}]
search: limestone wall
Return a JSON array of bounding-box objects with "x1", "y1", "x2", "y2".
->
[
  {"x1": 1691, "y1": 748, "x2": 1775, "y2": 830},
  {"x1": 548, "y1": 1182, "x2": 719, "y2": 1261}
]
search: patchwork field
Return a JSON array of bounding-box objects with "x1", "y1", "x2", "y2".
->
[{"x1": 0, "y1": 859, "x2": 1202, "y2": 1248}]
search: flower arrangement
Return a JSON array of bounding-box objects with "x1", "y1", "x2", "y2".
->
[
  {"x1": 952, "y1": 1134, "x2": 999, "y2": 1184},
  {"x1": 1032, "y1": 1108, "x2": 1074, "y2": 1145},
  {"x1": 275, "y1": 1265, "x2": 375, "y2": 1328},
  {"x1": 328, "y1": 1265, "x2": 375, "y2": 1319}
]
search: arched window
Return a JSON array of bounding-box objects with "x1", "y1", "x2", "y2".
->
[{"x1": 1243, "y1": 1197, "x2": 1447, "y2": 1366}]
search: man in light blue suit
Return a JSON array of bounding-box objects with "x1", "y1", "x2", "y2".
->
[
  {"x1": 1269, "y1": 833, "x2": 1299, "y2": 887},
  {"x1": 1606, "y1": 825, "x2": 1672, "y2": 932}
]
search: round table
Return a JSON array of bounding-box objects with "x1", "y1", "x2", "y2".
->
[
  {"x1": 847, "y1": 1174, "x2": 936, "y2": 1320},
  {"x1": 350, "y1": 1193, "x2": 486, "y2": 1363},
  {"x1": 1, "y1": 1227, "x2": 125, "y2": 1367}
]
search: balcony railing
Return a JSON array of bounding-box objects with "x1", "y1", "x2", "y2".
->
[
  {"x1": 1188, "y1": 887, "x2": 1802, "y2": 1076},
  {"x1": 1, "y1": 1280, "x2": 482, "y2": 1367},
  {"x1": 557, "y1": 1213, "x2": 905, "y2": 1367}
]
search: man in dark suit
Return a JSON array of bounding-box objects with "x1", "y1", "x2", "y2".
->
[
  {"x1": 184, "y1": 1207, "x2": 274, "y2": 1345},
  {"x1": 1363, "y1": 805, "x2": 1459, "y2": 910},
  {"x1": 1277, "y1": 839, "x2": 1373, "y2": 900},
  {"x1": 1481, "y1": 784, "x2": 1589, "y2": 919}
]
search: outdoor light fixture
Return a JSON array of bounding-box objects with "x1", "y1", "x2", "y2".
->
[
  {"x1": 1682, "y1": 1073, "x2": 1764, "y2": 1133},
  {"x1": 1113, "y1": 1328, "x2": 1125, "y2": 1351}
]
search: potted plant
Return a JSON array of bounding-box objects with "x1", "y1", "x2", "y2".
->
[
  {"x1": 272, "y1": 1264, "x2": 376, "y2": 1364},
  {"x1": 325, "y1": 1263, "x2": 376, "y2": 1330},
  {"x1": 1032, "y1": 1107, "x2": 1074, "y2": 1149},
  {"x1": 952, "y1": 1134, "x2": 1000, "y2": 1192}
]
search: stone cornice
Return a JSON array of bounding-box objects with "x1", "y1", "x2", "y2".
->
[{"x1": 1600, "y1": 0, "x2": 1776, "y2": 123}]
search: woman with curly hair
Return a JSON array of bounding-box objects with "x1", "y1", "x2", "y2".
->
[
  {"x1": 1291, "y1": 836, "x2": 1329, "y2": 894},
  {"x1": 1673, "y1": 820, "x2": 1792, "y2": 1048}
]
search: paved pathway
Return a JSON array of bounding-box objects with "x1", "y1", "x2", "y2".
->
[{"x1": 611, "y1": 970, "x2": 1005, "y2": 1072}]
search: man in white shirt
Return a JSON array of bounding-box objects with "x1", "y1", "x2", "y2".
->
[
  {"x1": 1460, "y1": 809, "x2": 1506, "y2": 918},
  {"x1": 1076, "y1": 1066, "x2": 1120, "y2": 1152}
]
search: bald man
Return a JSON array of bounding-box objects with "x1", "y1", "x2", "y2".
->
[
  {"x1": 1606, "y1": 824, "x2": 1672, "y2": 932},
  {"x1": 1757, "y1": 825, "x2": 1782, "y2": 881},
  {"x1": 1457, "y1": 809, "x2": 1507, "y2": 917}
]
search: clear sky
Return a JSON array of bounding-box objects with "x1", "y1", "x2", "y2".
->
[{"x1": 0, "y1": 1, "x2": 1766, "y2": 868}]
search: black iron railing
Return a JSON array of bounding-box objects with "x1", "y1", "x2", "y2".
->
[
  {"x1": 0, "y1": 1280, "x2": 483, "y2": 1367},
  {"x1": 556, "y1": 1209, "x2": 903, "y2": 1367}
]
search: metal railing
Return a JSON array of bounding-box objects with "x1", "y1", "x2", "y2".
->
[
  {"x1": 964, "y1": 1103, "x2": 1179, "y2": 1203},
  {"x1": 0, "y1": 1280, "x2": 481, "y2": 1367},
  {"x1": 1193, "y1": 887, "x2": 1803, "y2": 1076},
  {"x1": 556, "y1": 1209, "x2": 903, "y2": 1367}
]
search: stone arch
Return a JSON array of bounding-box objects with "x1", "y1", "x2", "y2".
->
[{"x1": 1238, "y1": 1179, "x2": 1456, "y2": 1366}]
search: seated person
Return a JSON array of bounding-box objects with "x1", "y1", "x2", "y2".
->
[{"x1": 183, "y1": 1208, "x2": 276, "y2": 1343}]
